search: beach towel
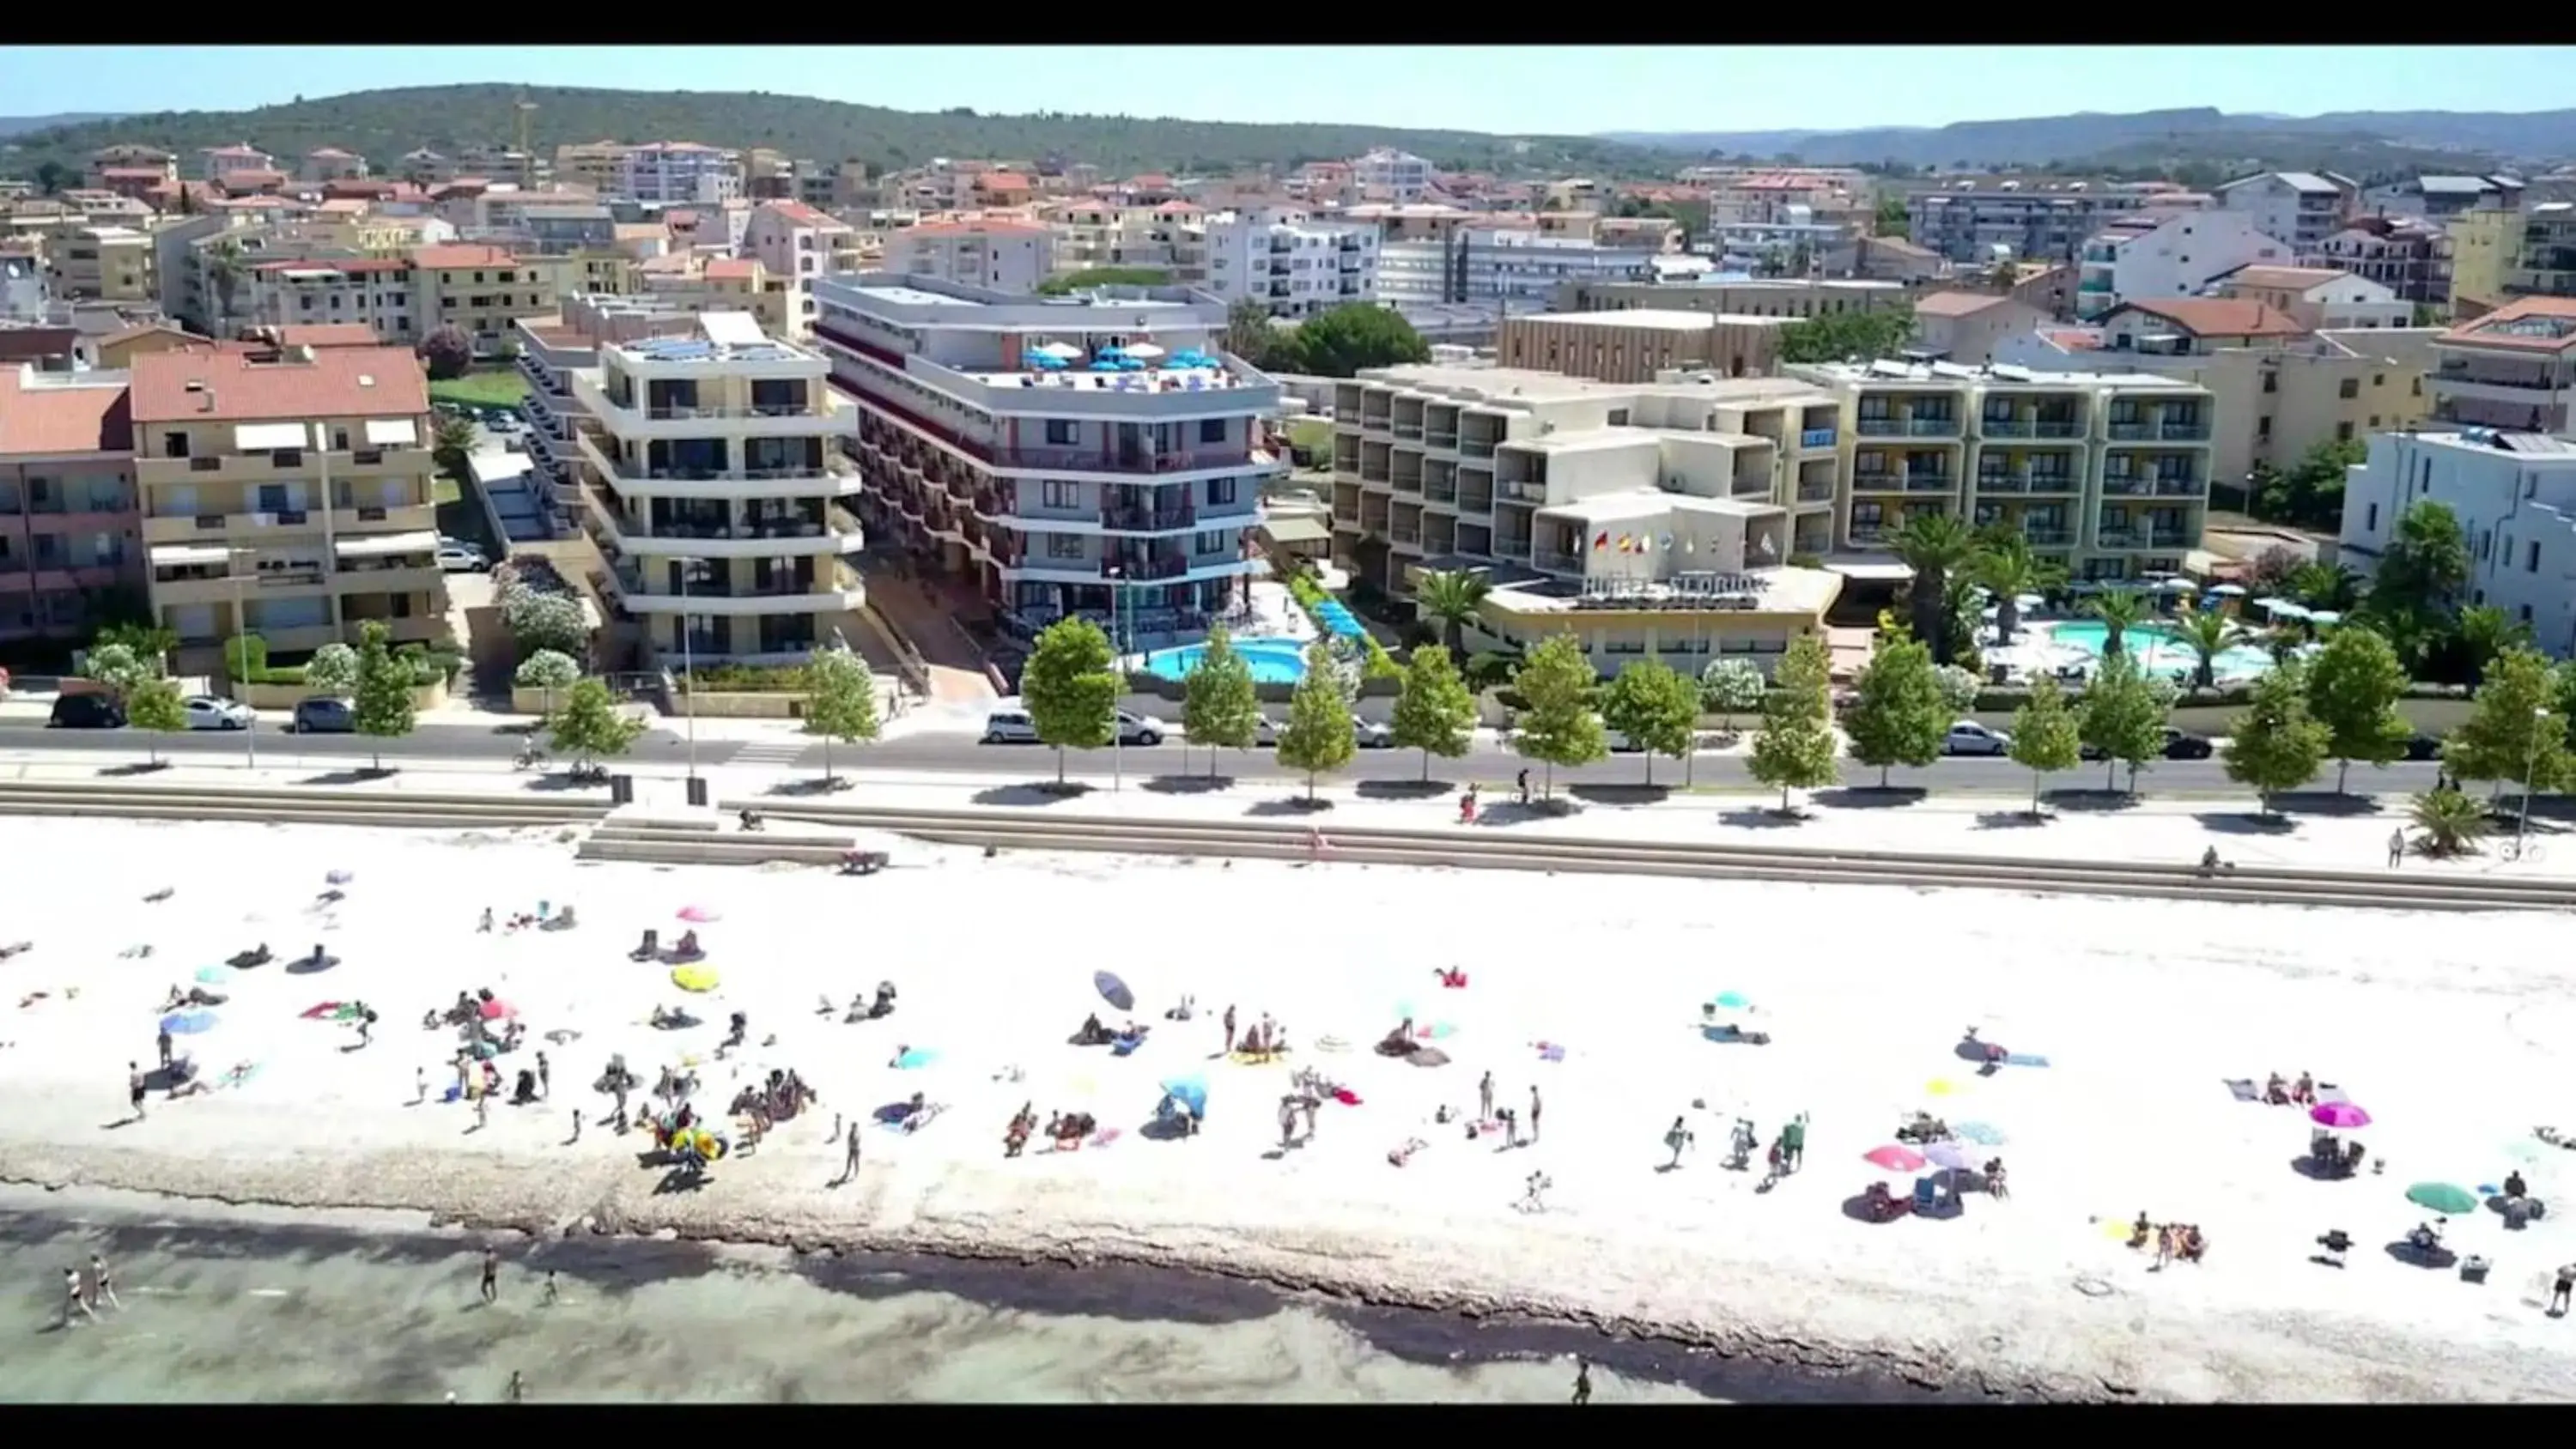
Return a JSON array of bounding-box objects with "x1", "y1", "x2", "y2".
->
[
  {"x1": 895, "y1": 1048, "x2": 939, "y2": 1070},
  {"x1": 1332, "y1": 1088, "x2": 1362, "y2": 1106},
  {"x1": 2003, "y1": 1053, "x2": 2050, "y2": 1069},
  {"x1": 1110, "y1": 1035, "x2": 1145, "y2": 1058},
  {"x1": 1534, "y1": 1042, "x2": 1566, "y2": 1064},
  {"x1": 195, "y1": 967, "x2": 229, "y2": 985},
  {"x1": 1091, "y1": 1128, "x2": 1122, "y2": 1149},
  {"x1": 2224, "y1": 1078, "x2": 2261, "y2": 1102}
]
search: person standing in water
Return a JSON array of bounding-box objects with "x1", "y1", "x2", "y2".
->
[
  {"x1": 62, "y1": 1266, "x2": 94, "y2": 1327},
  {"x1": 542, "y1": 1270, "x2": 560, "y2": 1307},
  {"x1": 507, "y1": 1371, "x2": 525, "y2": 1403},
  {"x1": 478, "y1": 1249, "x2": 499, "y2": 1305},
  {"x1": 88, "y1": 1253, "x2": 118, "y2": 1311},
  {"x1": 1571, "y1": 1357, "x2": 1593, "y2": 1404},
  {"x1": 1528, "y1": 1085, "x2": 1542, "y2": 1143},
  {"x1": 835, "y1": 1120, "x2": 862, "y2": 1186},
  {"x1": 1479, "y1": 1071, "x2": 1495, "y2": 1123}
]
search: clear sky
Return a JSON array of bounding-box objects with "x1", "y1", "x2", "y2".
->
[{"x1": 3, "y1": 46, "x2": 2574, "y2": 136}]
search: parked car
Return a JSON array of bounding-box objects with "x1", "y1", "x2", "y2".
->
[
  {"x1": 292, "y1": 697, "x2": 355, "y2": 734},
  {"x1": 182, "y1": 695, "x2": 255, "y2": 731},
  {"x1": 2081, "y1": 726, "x2": 2215, "y2": 762},
  {"x1": 47, "y1": 693, "x2": 125, "y2": 729},
  {"x1": 2403, "y1": 732, "x2": 2445, "y2": 762},
  {"x1": 1253, "y1": 715, "x2": 1394, "y2": 749},
  {"x1": 1115, "y1": 709, "x2": 1166, "y2": 746},
  {"x1": 1941, "y1": 720, "x2": 2012, "y2": 756},
  {"x1": 979, "y1": 706, "x2": 1166, "y2": 746},
  {"x1": 436, "y1": 543, "x2": 490, "y2": 573}
]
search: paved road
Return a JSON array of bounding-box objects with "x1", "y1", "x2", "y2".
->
[{"x1": 0, "y1": 724, "x2": 2450, "y2": 797}]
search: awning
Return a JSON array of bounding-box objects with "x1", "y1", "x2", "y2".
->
[
  {"x1": 234, "y1": 421, "x2": 311, "y2": 452},
  {"x1": 363, "y1": 418, "x2": 419, "y2": 447},
  {"x1": 149, "y1": 543, "x2": 231, "y2": 567},
  {"x1": 332, "y1": 530, "x2": 439, "y2": 560},
  {"x1": 1261, "y1": 516, "x2": 1331, "y2": 546}
]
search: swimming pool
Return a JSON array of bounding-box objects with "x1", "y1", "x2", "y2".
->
[
  {"x1": 1141, "y1": 637, "x2": 1314, "y2": 685},
  {"x1": 2041, "y1": 621, "x2": 2275, "y2": 682}
]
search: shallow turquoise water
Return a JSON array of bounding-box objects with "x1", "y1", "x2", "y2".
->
[
  {"x1": 1144, "y1": 639, "x2": 1310, "y2": 685},
  {"x1": 2042, "y1": 621, "x2": 2273, "y2": 680}
]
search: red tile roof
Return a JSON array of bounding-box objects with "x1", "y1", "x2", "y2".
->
[
  {"x1": 977, "y1": 173, "x2": 1032, "y2": 191},
  {"x1": 275, "y1": 324, "x2": 382, "y2": 348},
  {"x1": 703, "y1": 258, "x2": 759, "y2": 280},
  {"x1": 2439, "y1": 296, "x2": 2576, "y2": 353},
  {"x1": 1911, "y1": 290, "x2": 2013, "y2": 319},
  {"x1": 413, "y1": 244, "x2": 517, "y2": 270},
  {"x1": 131, "y1": 343, "x2": 428, "y2": 424},
  {"x1": 0, "y1": 366, "x2": 134, "y2": 456},
  {"x1": 219, "y1": 169, "x2": 289, "y2": 188},
  {"x1": 2106, "y1": 298, "x2": 2307, "y2": 338},
  {"x1": 758, "y1": 200, "x2": 841, "y2": 228},
  {"x1": 255, "y1": 257, "x2": 411, "y2": 276}
]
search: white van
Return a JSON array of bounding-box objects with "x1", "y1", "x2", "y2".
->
[{"x1": 981, "y1": 707, "x2": 1041, "y2": 744}]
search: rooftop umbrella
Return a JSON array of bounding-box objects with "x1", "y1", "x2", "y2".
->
[
  {"x1": 1865, "y1": 1144, "x2": 1927, "y2": 1173},
  {"x1": 1159, "y1": 1075, "x2": 1208, "y2": 1117},
  {"x1": 1028, "y1": 350, "x2": 1067, "y2": 370},
  {"x1": 1094, "y1": 970, "x2": 1134, "y2": 1013},
  {"x1": 677, "y1": 906, "x2": 720, "y2": 924},
  {"x1": 159, "y1": 1009, "x2": 218, "y2": 1036},
  {"x1": 671, "y1": 965, "x2": 720, "y2": 993},
  {"x1": 2206, "y1": 583, "x2": 2248, "y2": 597},
  {"x1": 1122, "y1": 341, "x2": 1167, "y2": 361},
  {"x1": 2311, "y1": 1101, "x2": 2371, "y2": 1130},
  {"x1": 2151, "y1": 577, "x2": 2198, "y2": 593},
  {"x1": 1030, "y1": 342, "x2": 1081, "y2": 361},
  {"x1": 2407, "y1": 1181, "x2": 2479, "y2": 1216}
]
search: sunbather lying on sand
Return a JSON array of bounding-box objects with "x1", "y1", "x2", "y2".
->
[{"x1": 1388, "y1": 1137, "x2": 1428, "y2": 1167}]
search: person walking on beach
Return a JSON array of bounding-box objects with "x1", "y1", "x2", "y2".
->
[
  {"x1": 414, "y1": 1066, "x2": 428, "y2": 1106},
  {"x1": 1223, "y1": 1004, "x2": 1238, "y2": 1057},
  {"x1": 1479, "y1": 1071, "x2": 1495, "y2": 1123},
  {"x1": 126, "y1": 1062, "x2": 146, "y2": 1122},
  {"x1": 62, "y1": 1266, "x2": 94, "y2": 1327},
  {"x1": 472, "y1": 1086, "x2": 491, "y2": 1132},
  {"x1": 569, "y1": 1108, "x2": 582, "y2": 1144},
  {"x1": 1528, "y1": 1085, "x2": 1542, "y2": 1143},
  {"x1": 536, "y1": 1051, "x2": 551, "y2": 1100},
  {"x1": 1571, "y1": 1357, "x2": 1592, "y2": 1405},
  {"x1": 479, "y1": 1250, "x2": 499, "y2": 1305},
  {"x1": 1783, "y1": 1114, "x2": 1807, "y2": 1174},
  {"x1": 834, "y1": 1121, "x2": 862, "y2": 1187},
  {"x1": 2388, "y1": 828, "x2": 2407, "y2": 869},
  {"x1": 542, "y1": 1271, "x2": 559, "y2": 1307},
  {"x1": 479, "y1": 906, "x2": 495, "y2": 934},
  {"x1": 507, "y1": 1371, "x2": 525, "y2": 1403},
  {"x1": 2553, "y1": 1265, "x2": 2574, "y2": 1317},
  {"x1": 156, "y1": 1027, "x2": 173, "y2": 1072},
  {"x1": 1664, "y1": 1117, "x2": 1693, "y2": 1170},
  {"x1": 88, "y1": 1253, "x2": 119, "y2": 1312}
]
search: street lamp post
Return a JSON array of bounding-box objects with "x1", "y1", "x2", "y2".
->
[
  {"x1": 228, "y1": 549, "x2": 255, "y2": 774},
  {"x1": 2521, "y1": 706, "x2": 2550, "y2": 860},
  {"x1": 1104, "y1": 562, "x2": 1125, "y2": 794},
  {"x1": 677, "y1": 557, "x2": 702, "y2": 794}
]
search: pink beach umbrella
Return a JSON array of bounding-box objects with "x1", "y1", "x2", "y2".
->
[
  {"x1": 1864, "y1": 1144, "x2": 1928, "y2": 1173},
  {"x1": 478, "y1": 997, "x2": 519, "y2": 1022},
  {"x1": 2310, "y1": 1102, "x2": 2371, "y2": 1130},
  {"x1": 677, "y1": 906, "x2": 720, "y2": 924}
]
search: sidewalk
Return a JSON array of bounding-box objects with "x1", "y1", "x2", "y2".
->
[
  {"x1": 0, "y1": 692, "x2": 963, "y2": 745},
  {"x1": 4, "y1": 755, "x2": 2561, "y2": 883}
]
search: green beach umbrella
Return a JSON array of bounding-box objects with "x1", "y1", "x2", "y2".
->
[{"x1": 2406, "y1": 1182, "x2": 2479, "y2": 1216}]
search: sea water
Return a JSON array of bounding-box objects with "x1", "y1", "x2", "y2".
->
[{"x1": 0, "y1": 1188, "x2": 1788, "y2": 1403}]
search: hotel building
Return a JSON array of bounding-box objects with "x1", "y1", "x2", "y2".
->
[
  {"x1": 129, "y1": 340, "x2": 448, "y2": 664},
  {"x1": 812, "y1": 272, "x2": 1278, "y2": 647},
  {"x1": 1788, "y1": 361, "x2": 2216, "y2": 584},
  {"x1": 0, "y1": 365, "x2": 141, "y2": 644},
  {"x1": 570, "y1": 312, "x2": 866, "y2": 664},
  {"x1": 1328, "y1": 365, "x2": 1844, "y2": 676},
  {"x1": 2427, "y1": 296, "x2": 2576, "y2": 434}
]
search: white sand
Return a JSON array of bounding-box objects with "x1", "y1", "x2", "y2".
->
[{"x1": 3, "y1": 815, "x2": 2575, "y2": 1401}]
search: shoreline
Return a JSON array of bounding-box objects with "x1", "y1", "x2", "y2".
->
[{"x1": 0, "y1": 1175, "x2": 2002, "y2": 1403}]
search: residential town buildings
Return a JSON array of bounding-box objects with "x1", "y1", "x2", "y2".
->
[
  {"x1": 0, "y1": 363, "x2": 141, "y2": 644},
  {"x1": 1192, "y1": 208, "x2": 1378, "y2": 318},
  {"x1": 2427, "y1": 296, "x2": 2576, "y2": 433},
  {"x1": 2360, "y1": 174, "x2": 2521, "y2": 221},
  {"x1": 1906, "y1": 291, "x2": 2054, "y2": 367},
  {"x1": 739, "y1": 200, "x2": 858, "y2": 337},
  {"x1": 47, "y1": 225, "x2": 154, "y2": 303},
  {"x1": 880, "y1": 220, "x2": 1053, "y2": 295},
  {"x1": 570, "y1": 311, "x2": 865, "y2": 664},
  {"x1": 811, "y1": 272, "x2": 1277, "y2": 649},
  {"x1": 2339, "y1": 427, "x2": 2576, "y2": 654},
  {"x1": 616, "y1": 142, "x2": 746, "y2": 206},
  {"x1": 2214, "y1": 171, "x2": 2359, "y2": 254},
  {"x1": 1350, "y1": 149, "x2": 1436, "y2": 204},
  {"x1": 2210, "y1": 265, "x2": 2412, "y2": 330},
  {"x1": 2307, "y1": 216, "x2": 2452, "y2": 308},
  {"x1": 2074, "y1": 210, "x2": 2296, "y2": 321},
  {"x1": 1497, "y1": 310, "x2": 1789, "y2": 383},
  {"x1": 1906, "y1": 180, "x2": 2170, "y2": 264},
  {"x1": 128, "y1": 339, "x2": 448, "y2": 667}
]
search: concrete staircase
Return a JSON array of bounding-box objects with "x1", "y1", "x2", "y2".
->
[
  {"x1": 0, "y1": 779, "x2": 611, "y2": 830},
  {"x1": 575, "y1": 805, "x2": 858, "y2": 868}
]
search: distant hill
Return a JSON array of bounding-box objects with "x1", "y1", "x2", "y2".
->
[
  {"x1": 0, "y1": 112, "x2": 121, "y2": 140},
  {"x1": 1600, "y1": 107, "x2": 2576, "y2": 174},
  {"x1": 0, "y1": 85, "x2": 1662, "y2": 183}
]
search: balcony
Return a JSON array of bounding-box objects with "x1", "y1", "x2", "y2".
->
[
  {"x1": 2022, "y1": 528, "x2": 2075, "y2": 547},
  {"x1": 572, "y1": 373, "x2": 849, "y2": 438},
  {"x1": 1389, "y1": 524, "x2": 1420, "y2": 547},
  {"x1": 1102, "y1": 505, "x2": 1198, "y2": 532},
  {"x1": 1390, "y1": 475, "x2": 1422, "y2": 496},
  {"x1": 1975, "y1": 472, "x2": 2028, "y2": 494},
  {"x1": 1847, "y1": 525, "x2": 1887, "y2": 545},
  {"x1": 1457, "y1": 488, "x2": 1495, "y2": 513},
  {"x1": 333, "y1": 504, "x2": 438, "y2": 533},
  {"x1": 2099, "y1": 476, "x2": 2152, "y2": 495},
  {"x1": 1534, "y1": 549, "x2": 1583, "y2": 573},
  {"x1": 1796, "y1": 482, "x2": 1836, "y2": 503},
  {"x1": 139, "y1": 509, "x2": 328, "y2": 543},
  {"x1": 2148, "y1": 528, "x2": 2195, "y2": 548},
  {"x1": 1906, "y1": 417, "x2": 1960, "y2": 438},
  {"x1": 2094, "y1": 528, "x2": 2143, "y2": 549},
  {"x1": 1459, "y1": 438, "x2": 1497, "y2": 458},
  {"x1": 997, "y1": 445, "x2": 1251, "y2": 477},
  {"x1": 1799, "y1": 427, "x2": 1838, "y2": 449},
  {"x1": 1424, "y1": 480, "x2": 1457, "y2": 505},
  {"x1": 2106, "y1": 421, "x2": 2152, "y2": 440},
  {"x1": 1392, "y1": 422, "x2": 1424, "y2": 440},
  {"x1": 1981, "y1": 417, "x2": 2033, "y2": 438},
  {"x1": 335, "y1": 565, "x2": 446, "y2": 597},
  {"x1": 1904, "y1": 473, "x2": 1954, "y2": 492},
  {"x1": 2033, "y1": 421, "x2": 2084, "y2": 440},
  {"x1": 605, "y1": 559, "x2": 866, "y2": 615},
  {"x1": 1851, "y1": 472, "x2": 1902, "y2": 492},
  {"x1": 2026, "y1": 474, "x2": 2078, "y2": 493},
  {"x1": 1425, "y1": 431, "x2": 1458, "y2": 451},
  {"x1": 1856, "y1": 418, "x2": 1903, "y2": 437},
  {"x1": 1500, "y1": 480, "x2": 1548, "y2": 505},
  {"x1": 2158, "y1": 420, "x2": 2211, "y2": 441},
  {"x1": 2153, "y1": 477, "x2": 2205, "y2": 497},
  {"x1": 577, "y1": 434, "x2": 862, "y2": 499}
]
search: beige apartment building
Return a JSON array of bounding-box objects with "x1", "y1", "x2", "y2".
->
[
  {"x1": 130, "y1": 341, "x2": 448, "y2": 667},
  {"x1": 48, "y1": 226, "x2": 154, "y2": 303},
  {"x1": 1329, "y1": 366, "x2": 1848, "y2": 674},
  {"x1": 1497, "y1": 310, "x2": 1789, "y2": 384},
  {"x1": 1788, "y1": 361, "x2": 2217, "y2": 585},
  {"x1": 412, "y1": 244, "x2": 575, "y2": 356},
  {"x1": 1551, "y1": 276, "x2": 1917, "y2": 323}
]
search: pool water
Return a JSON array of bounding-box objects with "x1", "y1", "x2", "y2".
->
[
  {"x1": 1143, "y1": 638, "x2": 1312, "y2": 685},
  {"x1": 2041, "y1": 621, "x2": 2275, "y2": 681}
]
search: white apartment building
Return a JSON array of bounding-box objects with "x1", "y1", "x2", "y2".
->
[
  {"x1": 1351, "y1": 149, "x2": 1434, "y2": 203},
  {"x1": 2340, "y1": 427, "x2": 2576, "y2": 654},
  {"x1": 2214, "y1": 265, "x2": 2412, "y2": 330},
  {"x1": 1704, "y1": 212, "x2": 1853, "y2": 275},
  {"x1": 1328, "y1": 367, "x2": 1848, "y2": 621},
  {"x1": 1194, "y1": 208, "x2": 1378, "y2": 318},
  {"x1": 236, "y1": 257, "x2": 418, "y2": 343},
  {"x1": 811, "y1": 271, "x2": 1279, "y2": 648},
  {"x1": 1788, "y1": 361, "x2": 2217, "y2": 584},
  {"x1": 1908, "y1": 182, "x2": 2165, "y2": 265},
  {"x1": 2075, "y1": 209, "x2": 2294, "y2": 321},
  {"x1": 880, "y1": 221, "x2": 1053, "y2": 295},
  {"x1": 1, "y1": 252, "x2": 46, "y2": 323},
  {"x1": 1049, "y1": 202, "x2": 1188, "y2": 274},
  {"x1": 2214, "y1": 172, "x2": 2357, "y2": 254},
  {"x1": 741, "y1": 200, "x2": 856, "y2": 337},
  {"x1": 1449, "y1": 228, "x2": 1663, "y2": 308},
  {"x1": 568, "y1": 312, "x2": 865, "y2": 664},
  {"x1": 2427, "y1": 296, "x2": 2576, "y2": 433},
  {"x1": 198, "y1": 144, "x2": 274, "y2": 181},
  {"x1": 617, "y1": 143, "x2": 744, "y2": 206}
]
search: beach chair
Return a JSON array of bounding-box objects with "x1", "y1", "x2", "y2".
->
[{"x1": 1912, "y1": 1177, "x2": 1941, "y2": 1216}]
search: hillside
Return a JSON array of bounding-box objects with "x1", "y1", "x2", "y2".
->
[
  {"x1": 0, "y1": 112, "x2": 121, "y2": 139},
  {"x1": 0, "y1": 85, "x2": 1661, "y2": 184},
  {"x1": 1599, "y1": 106, "x2": 2576, "y2": 173}
]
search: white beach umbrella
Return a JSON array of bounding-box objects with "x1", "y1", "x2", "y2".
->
[
  {"x1": 1121, "y1": 341, "x2": 1168, "y2": 361},
  {"x1": 1029, "y1": 342, "x2": 1081, "y2": 361},
  {"x1": 2206, "y1": 583, "x2": 2248, "y2": 597}
]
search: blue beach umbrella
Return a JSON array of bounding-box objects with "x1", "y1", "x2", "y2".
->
[
  {"x1": 1089, "y1": 360, "x2": 1121, "y2": 372},
  {"x1": 895, "y1": 1047, "x2": 939, "y2": 1070},
  {"x1": 1028, "y1": 350, "x2": 1066, "y2": 370},
  {"x1": 1710, "y1": 991, "x2": 1753, "y2": 1010},
  {"x1": 195, "y1": 966, "x2": 229, "y2": 985},
  {"x1": 1160, "y1": 1076, "x2": 1208, "y2": 1117},
  {"x1": 1094, "y1": 970, "x2": 1135, "y2": 1013},
  {"x1": 159, "y1": 1009, "x2": 218, "y2": 1036},
  {"x1": 1095, "y1": 344, "x2": 1128, "y2": 360},
  {"x1": 1953, "y1": 1121, "x2": 2007, "y2": 1146}
]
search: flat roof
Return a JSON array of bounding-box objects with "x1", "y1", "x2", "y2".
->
[
  {"x1": 1488, "y1": 563, "x2": 1841, "y2": 616},
  {"x1": 1516, "y1": 309, "x2": 1716, "y2": 332}
]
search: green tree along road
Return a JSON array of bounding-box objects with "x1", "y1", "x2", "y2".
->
[
  {"x1": 350, "y1": 621, "x2": 417, "y2": 774},
  {"x1": 1598, "y1": 657, "x2": 1699, "y2": 787},
  {"x1": 1748, "y1": 636, "x2": 1840, "y2": 812},
  {"x1": 1257, "y1": 304, "x2": 1432, "y2": 379},
  {"x1": 2075, "y1": 652, "x2": 2172, "y2": 792},
  {"x1": 1180, "y1": 627, "x2": 1261, "y2": 778},
  {"x1": 1509, "y1": 634, "x2": 1608, "y2": 800},
  {"x1": 801, "y1": 646, "x2": 881, "y2": 787},
  {"x1": 1388, "y1": 644, "x2": 1478, "y2": 784},
  {"x1": 1843, "y1": 635, "x2": 1947, "y2": 789},
  {"x1": 1020, "y1": 617, "x2": 1120, "y2": 785},
  {"x1": 1275, "y1": 640, "x2": 1358, "y2": 803},
  {"x1": 2007, "y1": 676, "x2": 2082, "y2": 816},
  {"x1": 2223, "y1": 664, "x2": 2330, "y2": 817}
]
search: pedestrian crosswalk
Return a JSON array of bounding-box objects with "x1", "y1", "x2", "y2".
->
[{"x1": 726, "y1": 738, "x2": 809, "y2": 767}]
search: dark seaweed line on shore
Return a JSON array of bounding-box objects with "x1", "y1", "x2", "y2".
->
[{"x1": 0, "y1": 1173, "x2": 2119, "y2": 1404}]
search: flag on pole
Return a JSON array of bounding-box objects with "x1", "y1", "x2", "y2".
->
[
  {"x1": 1659, "y1": 533, "x2": 1674, "y2": 551},
  {"x1": 1594, "y1": 530, "x2": 1609, "y2": 550}
]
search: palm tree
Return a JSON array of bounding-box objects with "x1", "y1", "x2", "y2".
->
[
  {"x1": 205, "y1": 239, "x2": 246, "y2": 329},
  {"x1": 2454, "y1": 603, "x2": 2530, "y2": 688},
  {"x1": 1891, "y1": 513, "x2": 1977, "y2": 665},
  {"x1": 2409, "y1": 788, "x2": 2489, "y2": 858},
  {"x1": 2287, "y1": 561, "x2": 2360, "y2": 612},
  {"x1": 2172, "y1": 605, "x2": 2247, "y2": 693},
  {"x1": 1412, "y1": 569, "x2": 1492, "y2": 660},
  {"x1": 2086, "y1": 587, "x2": 2147, "y2": 659},
  {"x1": 1971, "y1": 534, "x2": 2066, "y2": 648}
]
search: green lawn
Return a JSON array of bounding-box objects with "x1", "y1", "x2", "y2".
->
[
  {"x1": 1287, "y1": 419, "x2": 1333, "y2": 455},
  {"x1": 428, "y1": 371, "x2": 530, "y2": 409}
]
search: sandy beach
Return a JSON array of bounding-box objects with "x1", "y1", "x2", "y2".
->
[{"x1": 3, "y1": 814, "x2": 2574, "y2": 1401}]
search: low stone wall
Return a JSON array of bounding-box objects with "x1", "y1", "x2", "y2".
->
[
  {"x1": 668, "y1": 689, "x2": 806, "y2": 720},
  {"x1": 231, "y1": 676, "x2": 449, "y2": 712},
  {"x1": 1125, "y1": 670, "x2": 1400, "y2": 707}
]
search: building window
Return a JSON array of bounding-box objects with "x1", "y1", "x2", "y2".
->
[
  {"x1": 2411, "y1": 377, "x2": 2422, "y2": 396},
  {"x1": 1040, "y1": 481, "x2": 1078, "y2": 510},
  {"x1": 2257, "y1": 416, "x2": 2272, "y2": 440},
  {"x1": 2336, "y1": 421, "x2": 2354, "y2": 441},
  {"x1": 2530, "y1": 541, "x2": 2543, "y2": 573},
  {"x1": 2366, "y1": 503, "x2": 2379, "y2": 530},
  {"x1": 2369, "y1": 416, "x2": 2380, "y2": 428},
  {"x1": 1197, "y1": 418, "x2": 1225, "y2": 444},
  {"x1": 1208, "y1": 477, "x2": 1236, "y2": 506},
  {"x1": 2373, "y1": 373, "x2": 2385, "y2": 387},
  {"x1": 1044, "y1": 532, "x2": 1084, "y2": 560},
  {"x1": 2338, "y1": 378, "x2": 2360, "y2": 399},
  {"x1": 2261, "y1": 373, "x2": 2277, "y2": 394},
  {"x1": 1043, "y1": 419, "x2": 1078, "y2": 446}
]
